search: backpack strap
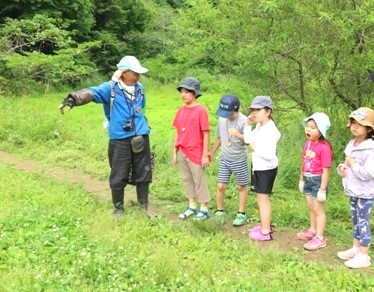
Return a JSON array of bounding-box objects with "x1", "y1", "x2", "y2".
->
[{"x1": 109, "y1": 80, "x2": 115, "y2": 118}]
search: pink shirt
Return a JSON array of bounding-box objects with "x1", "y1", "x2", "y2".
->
[
  {"x1": 173, "y1": 105, "x2": 210, "y2": 164},
  {"x1": 302, "y1": 140, "x2": 332, "y2": 174}
]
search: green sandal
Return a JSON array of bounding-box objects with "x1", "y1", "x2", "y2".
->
[{"x1": 178, "y1": 207, "x2": 197, "y2": 220}]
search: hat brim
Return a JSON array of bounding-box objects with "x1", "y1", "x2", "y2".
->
[
  {"x1": 250, "y1": 105, "x2": 265, "y2": 109},
  {"x1": 130, "y1": 67, "x2": 148, "y2": 74},
  {"x1": 117, "y1": 66, "x2": 148, "y2": 74},
  {"x1": 302, "y1": 117, "x2": 309, "y2": 127},
  {"x1": 216, "y1": 108, "x2": 233, "y2": 118},
  {"x1": 177, "y1": 86, "x2": 201, "y2": 97},
  {"x1": 346, "y1": 116, "x2": 374, "y2": 129}
]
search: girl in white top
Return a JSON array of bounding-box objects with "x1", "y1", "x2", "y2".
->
[{"x1": 244, "y1": 96, "x2": 281, "y2": 241}]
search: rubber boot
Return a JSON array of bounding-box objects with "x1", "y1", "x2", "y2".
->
[
  {"x1": 136, "y1": 183, "x2": 156, "y2": 218},
  {"x1": 136, "y1": 182, "x2": 149, "y2": 209},
  {"x1": 112, "y1": 189, "x2": 124, "y2": 221}
]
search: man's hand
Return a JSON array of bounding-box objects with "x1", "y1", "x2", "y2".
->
[{"x1": 59, "y1": 95, "x2": 76, "y2": 114}]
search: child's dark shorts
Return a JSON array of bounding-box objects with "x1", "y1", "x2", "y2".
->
[{"x1": 251, "y1": 167, "x2": 277, "y2": 195}]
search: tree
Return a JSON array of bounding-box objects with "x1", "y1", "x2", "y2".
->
[
  {"x1": 0, "y1": 14, "x2": 100, "y2": 94},
  {"x1": 161, "y1": 0, "x2": 374, "y2": 112},
  {"x1": 0, "y1": 0, "x2": 95, "y2": 39}
]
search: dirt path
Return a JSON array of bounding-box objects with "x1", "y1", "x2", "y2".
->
[{"x1": 0, "y1": 150, "x2": 370, "y2": 272}]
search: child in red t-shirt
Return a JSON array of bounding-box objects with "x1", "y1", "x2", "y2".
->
[
  {"x1": 172, "y1": 77, "x2": 211, "y2": 220},
  {"x1": 297, "y1": 112, "x2": 332, "y2": 251}
]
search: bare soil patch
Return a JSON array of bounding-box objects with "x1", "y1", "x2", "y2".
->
[{"x1": 0, "y1": 150, "x2": 371, "y2": 273}]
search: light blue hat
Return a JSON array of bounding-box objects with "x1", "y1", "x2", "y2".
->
[{"x1": 302, "y1": 112, "x2": 331, "y2": 138}]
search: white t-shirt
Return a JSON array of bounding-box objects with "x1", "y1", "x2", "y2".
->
[{"x1": 244, "y1": 119, "x2": 281, "y2": 171}]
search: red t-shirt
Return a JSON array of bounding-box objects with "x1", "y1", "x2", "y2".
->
[
  {"x1": 173, "y1": 105, "x2": 210, "y2": 164},
  {"x1": 301, "y1": 140, "x2": 332, "y2": 174}
]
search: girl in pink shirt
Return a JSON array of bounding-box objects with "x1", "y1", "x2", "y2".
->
[{"x1": 297, "y1": 113, "x2": 332, "y2": 251}]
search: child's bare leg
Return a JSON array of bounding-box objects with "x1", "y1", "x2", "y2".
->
[
  {"x1": 359, "y1": 244, "x2": 369, "y2": 255},
  {"x1": 306, "y1": 195, "x2": 316, "y2": 232},
  {"x1": 188, "y1": 197, "x2": 196, "y2": 209},
  {"x1": 238, "y1": 185, "x2": 247, "y2": 213},
  {"x1": 200, "y1": 201, "x2": 208, "y2": 211},
  {"x1": 216, "y1": 183, "x2": 227, "y2": 210},
  {"x1": 313, "y1": 200, "x2": 326, "y2": 238},
  {"x1": 257, "y1": 193, "x2": 271, "y2": 234}
]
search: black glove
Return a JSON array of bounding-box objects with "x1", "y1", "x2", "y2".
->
[{"x1": 59, "y1": 95, "x2": 76, "y2": 114}]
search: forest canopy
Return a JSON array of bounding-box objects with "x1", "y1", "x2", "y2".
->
[{"x1": 0, "y1": 0, "x2": 373, "y2": 113}]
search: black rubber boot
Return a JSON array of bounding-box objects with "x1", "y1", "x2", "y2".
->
[
  {"x1": 112, "y1": 189, "x2": 124, "y2": 220},
  {"x1": 136, "y1": 183, "x2": 149, "y2": 209},
  {"x1": 136, "y1": 183, "x2": 156, "y2": 218}
]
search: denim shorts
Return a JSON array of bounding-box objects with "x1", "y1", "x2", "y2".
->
[{"x1": 303, "y1": 174, "x2": 328, "y2": 199}]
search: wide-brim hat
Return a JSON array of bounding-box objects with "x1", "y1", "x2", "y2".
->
[
  {"x1": 177, "y1": 77, "x2": 201, "y2": 97},
  {"x1": 302, "y1": 112, "x2": 331, "y2": 138},
  {"x1": 346, "y1": 107, "x2": 374, "y2": 129}
]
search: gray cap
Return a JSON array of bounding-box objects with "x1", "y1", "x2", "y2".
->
[
  {"x1": 177, "y1": 77, "x2": 201, "y2": 97},
  {"x1": 249, "y1": 96, "x2": 273, "y2": 110}
]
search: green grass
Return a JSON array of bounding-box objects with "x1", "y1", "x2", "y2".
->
[
  {"x1": 0, "y1": 79, "x2": 374, "y2": 290},
  {"x1": 1, "y1": 164, "x2": 373, "y2": 290}
]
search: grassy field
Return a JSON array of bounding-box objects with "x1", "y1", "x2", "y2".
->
[{"x1": 0, "y1": 79, "x2": 373, "y2": 290}]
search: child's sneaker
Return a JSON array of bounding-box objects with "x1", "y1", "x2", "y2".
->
[
  {"x1": 337, "y1": 248, "x2": 358, "y2": 260},
  {"x1": 303, "y1": 236, "x2": 327, "y2": 250},
  {"x1": 232, "y1": 213, "x2": 247, "y2": 227},
  {"x1": 249, "y1": 225, "x2": 261, "y2": 232},
  {"x1": 344, "y1": 253, "x2": 371, "y2": 269},
  {"x1": 249, "y1": 230, "x2": 272, "y2": 241},
  {"x1": 296, "y1": 229, "x2": 316, "y2": 240},
  {"x1": 214, "y1": 210, "x2": 225, "y2": 224},
  {"x1": 248, "y1": 225, "x2": 273, "y2": 233}
]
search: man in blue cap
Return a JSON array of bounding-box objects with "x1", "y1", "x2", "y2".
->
[
  {"x1": 208, "y1": 94, "x2": 250, "y2": 226},
  {"x1": 59, "y1": 56, "x2": 153, "y2": 220}
]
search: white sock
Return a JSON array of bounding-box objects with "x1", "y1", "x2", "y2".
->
[
  {"x1": 352, "y1": 246, "x2": 359, "y2": 254},
  {"x1": 357, "y1": 252, "x2": 369, "y2": 259}
]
